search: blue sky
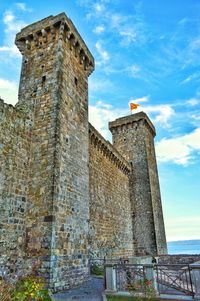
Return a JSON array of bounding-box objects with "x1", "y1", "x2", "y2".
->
[{"x1": 0, "y1": 0, "x2": 200, "y2": 242}]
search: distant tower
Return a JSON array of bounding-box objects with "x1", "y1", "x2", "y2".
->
[
  {"x1": 15, "y1": 13, "x2": 94, "y2": 291},
  {"x1": 109, "y1": 112, "x2": 167, "y2": 255}
]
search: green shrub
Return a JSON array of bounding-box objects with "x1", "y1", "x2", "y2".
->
[
  {"x1": 0, "y1": 276, "x2": 51, "y2": 301},
  {"x1": 12, "y1": 275, "x2": 51, "y2": 301},
  {"x1": 91, "y1": 263, "x2": 104, "y2": 276}
]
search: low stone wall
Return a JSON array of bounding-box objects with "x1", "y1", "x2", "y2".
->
[{"x1": 158, "y1": 254, "x2": 200, "y2": 264}]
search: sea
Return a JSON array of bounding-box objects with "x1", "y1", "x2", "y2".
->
[{"x1": 167, "y1": 239, "x2": 200, "y2": 254}]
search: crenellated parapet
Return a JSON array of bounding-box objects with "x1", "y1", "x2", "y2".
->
[
  {"x1": 0, "y1": 98, "x2": 31, "y2": 120},
  {"x1": 89, "y1": 123, "x2": 131, "y2": 175},
  {"x1": 0, "y1": 97, "x2": 14, "y2": 111},
  {"x1": 109, "y1": 111, "x2": 156, "y2": 137},
  {"x1": 0, "y1": 97, "x2": 19, "y2": 117},
  {"x1": 15, "y1": 13, "x2": 94, "y2": 76}
]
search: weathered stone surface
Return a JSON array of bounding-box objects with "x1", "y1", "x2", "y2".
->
[
  {"x1": 89, "y1": 124, "x2": 133, "y2": 258},
  {"x1": 0, "y1": 12, "x2": 167, "y2": 292},
  {"x1": 109, "y1": 112, "x2": 167, "y2": 255},
  {"x1": 0, "y1": 99, "x2": 31, "y2": 278},
  {"x1": 158, "y1": 255, "x2": 200, "y2": 264}
]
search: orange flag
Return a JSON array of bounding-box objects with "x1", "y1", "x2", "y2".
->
[{"x1": 130, "y1": 103, "x2": 140, "y2": 111}]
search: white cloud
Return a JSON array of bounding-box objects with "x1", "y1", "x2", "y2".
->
[
  {"x1": 0, "y1": 78, "x2": 17, "y2": 91},
  {"x1": 89, "y1": 101, "x2": 128, "y2": 139},
  {"x1": 80, "y1": 1, "x2": 146, "y2": 47},
  {"x1": 191, "y1": 114, "x2": 200, "y2": 121},
  {"x1": 130, "y1": 96, "x2": 149, "y2": 103},
  {"x1": 165, "y1": 216, "x2": 200, "y2": 241},
  {"x1": 16, "y1": 3, "x2": 31, "y2": 12},
  {"x1": 0, "y1": 10, "x2": 27, "y2": 57},
  {"x1": 156, "y1": 128, "x2": 200, "y2": 165},
  {"x1": 189, "y1": 37, "x2": 200, "y2": 51},
  {"x1": 89, "y1": 77, "x2": 113, "y2": 92},
  {"x1": 3, "y1": 11, "x2": 25, "y2": 33},
  {"x1": 109, "y1": 13, "x2": 125, "y2": 29},
  {"x1": 3, "y1": 12, "x2": 15, "y2": 23},
  {"x1": 0, "y1": 78, "x2": 18, "y2": 104},
  {"x1": 0, "y1": 45, "x2": 19, "y2": 55},
  {"x1": 186, "y1": 98, "x2": 199, "y2": 106},
  {"x1": 181, "y1": 75, "x2": 193, "y2": 84},
  {"x1": 89, "y1": 100, "x2": 175, "y2": 140},
  {"x1": 93, "y1": 25, "x2": 105, "y2": 34},
  {"x1": 95, "y1": 41, "x2": 110, "y2": 65},
  {"x1": 156, "y1": 139, "x2": 192, "y2": 165},
  {"x1": 109, "y1": 13, "x2": 143, "y2": 46},
  {"x1": 181, "y1": 72, "x2": 200, "y2": 84},
  {"x1": 119, "y1": 28, "x2": 137, "y2": 45},
  {"x1": 86, "y1": 2, "x2": 106, "y2": 19},
  {"x1": 94, "y1": 3, "x2": 105, "y2": 13},
  {"x1": 16, "y1": 3, "x2": 26, "y2": 10},
  {"x1": 143, "y1": 104, "x2": 175, "y2": 126}
]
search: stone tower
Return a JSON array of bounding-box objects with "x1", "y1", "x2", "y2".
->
[
  {"x1": 15, "y1": 13, "x2": 94, "y2": 291},
  {"x1": 109, "y1": 112, "x2": 167, "y2": 255},
  {"x1": 0, "y1": 11, "x2": 167, "y2": 293}
]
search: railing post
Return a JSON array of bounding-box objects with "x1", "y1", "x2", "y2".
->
[
  {"x1": 190, "y1": 264, "x2": 200, "y2": 299},
  {"x1": 144, "y1": 264, "x2": 159, "y2": 296},
  {"x1": 104, "y1": 257, "x2": 107, "y2": 290},
  {"x1": 105, "y1": 264, "x2": 117, "y2": 293}
]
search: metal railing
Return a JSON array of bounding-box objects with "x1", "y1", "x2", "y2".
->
[
  {"x1": 155, "y1": 264, "x2": 195, "y2": 296},
  {"x1": 104, "y1": 262, "x2": 200, "y2": 299},
  {"x1": 115, "y1": 264, "x2": 145, "y2": 292}
]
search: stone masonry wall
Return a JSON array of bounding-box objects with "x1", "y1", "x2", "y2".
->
[
  {"x1": 145, "y1": 126, "x2": 167, "y2": 255},
  {"x1": 0, "y1": 12, "x2": 167, "y2": 292},
  {"x1": 16, "y1": 16, "x2": 67, "y2": 285},
  {"x1": 158, "y1": 255, "x2": 200, "y2": 264},
  {"x1": 0, "y1": 99, "x2": 31, "y2": 278},
  {"x1": 109, "y1": 113, "x2": 167, "y2": 255},
  {"x1": 15, "y1": 13, "x2": 95, "y2": 291},
  {"x1": 89, "y1": 124, "x2": 134, "y2": 258},
  {"x1": 49, "y1": 20, "x2": 94, "y2": 291}
]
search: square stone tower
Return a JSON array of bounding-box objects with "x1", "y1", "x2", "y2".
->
[
  {"x1": 15, "y1": 13, "x2": 94, "y2": 291},
  {"x1": 109, "y1": 112, "x2": 167, "y2": 255},
  {"x1": 0, "y1": 11, "x2": 167, "y2": 293}
]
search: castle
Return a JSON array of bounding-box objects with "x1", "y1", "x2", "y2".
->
[{"x1": 0, "y1": 13, "x2": 167, "y2": 291}]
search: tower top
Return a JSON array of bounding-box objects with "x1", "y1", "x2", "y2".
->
[
  {"x1": 15, "y1": 12, "x2": 94, "y2": 75},
  {"x1": 109, "y1": 111, "x2": 156, "y2": 137}
]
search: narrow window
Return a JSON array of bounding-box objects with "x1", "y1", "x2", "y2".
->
[{"x1": 42, "y1": 75, "x2": 46, "y2": 85}]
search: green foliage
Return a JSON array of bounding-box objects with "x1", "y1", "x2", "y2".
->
[
  {"x1": 12, "y1": 275, "x2": 51, "y2": 301},
  {"x1": 107, "y1": 296, "x2": 133, "y2": 301},
  {"x1": 0, "y1": 276, "x2": 51, "y2": 301},
  {"x1": 91, "y1": 263, "x2": 104, "y2": 276}
]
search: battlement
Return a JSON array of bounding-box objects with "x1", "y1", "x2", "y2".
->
[
  {"x1": 109, "y1": 111, "x2": 156, "y2": 137},
  {"x1": 89, "y1": 123, "x2": 131, "y2": 175},
  {"x1": 15, "y1": 13, "x2": 94, "y2": 75},
  {"x1": 0, "y1": 98, "x2": 20, "y2": 114},
  {"x1": 0, "y1": 98, "x2": 31, "y2": 122},
  {"x1": 0, "y1": 97, "x2": 14, "y2": 110}
]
